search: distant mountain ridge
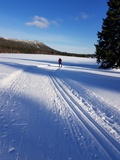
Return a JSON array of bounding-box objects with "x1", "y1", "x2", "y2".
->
[
  {"x1": 0, "y1": 37, "x2": 62, "y2": 55},
  {"x1": 0, "y1": 36, "x2": 94, "y2": 57}
]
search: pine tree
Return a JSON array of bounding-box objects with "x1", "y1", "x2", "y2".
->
[{"x1": 95, "y1": 0, "x2": 120, "y2": 68}]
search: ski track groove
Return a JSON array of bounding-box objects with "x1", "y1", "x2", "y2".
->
[
  {"x1": 0, "y1": 69, "x2": 35, "y2": 160},
  {"x1": 0, "y1": 70, "x2": 26, "y2": 158},
  {"x1": 61, "y1": 78, "x2": 120, "y2": 140},
  {"x1": 50, "y1": 68, "x2": 120, "y2": 160},
  {"x1": 0, "y1": 71, "x2": 22, "y2": 109}
]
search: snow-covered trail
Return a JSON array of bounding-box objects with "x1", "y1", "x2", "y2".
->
[
  {"x1": 50, "y1": 67, "x2": 120, "y2": 159},
  {"x1": 0, "y1": 54, "x2": 120, "y2": 160}
]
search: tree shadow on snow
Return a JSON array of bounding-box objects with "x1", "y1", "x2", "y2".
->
[
  {"x1": 0, "y1": 60, "x2": 120, "y2": 93},
  {"x1": 0, "y1": 89, "x2": 78, "y2": 160}
]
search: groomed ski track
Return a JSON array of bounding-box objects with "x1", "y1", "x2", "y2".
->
[
  {"x1": 50, "y1": 67, "x2": 120, "y2": 160},
  {"x1": 0, "y1": 60, "x2": 120, "y2": 160}
]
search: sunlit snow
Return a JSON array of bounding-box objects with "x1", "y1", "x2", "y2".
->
[{"x1": 0, "y1": 54, "x2": 120, "y2": 160}]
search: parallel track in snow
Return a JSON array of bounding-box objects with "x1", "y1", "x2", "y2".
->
[
  {"x1": 50, "y1": 69, "x2": 120, "y2": 160},
  {"x1": 0, "y1": 70, "x2": 24, "y2": 110}
]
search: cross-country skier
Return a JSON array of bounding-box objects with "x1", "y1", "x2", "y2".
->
[{"x1": 58, "y1": 58, "x2": 62, "y2": 67}]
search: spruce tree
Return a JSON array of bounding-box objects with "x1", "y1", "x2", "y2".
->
[{"x1": 95, "y1": 0, "x2": 120, "y2": 68}]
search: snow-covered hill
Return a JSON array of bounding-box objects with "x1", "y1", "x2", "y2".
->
[
  {"x1": 0, "y1": 54, "x2": 120, "y2": 160},
  {"x1": 0, "y1": 37, "x2": 61, "y2": 54}
]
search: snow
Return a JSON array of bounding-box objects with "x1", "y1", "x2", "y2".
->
[{"x1": 0, "y1": 53, "x2": 120, "y2": 160}]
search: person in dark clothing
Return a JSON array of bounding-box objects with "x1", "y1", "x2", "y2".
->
[{"x1": 58, "y1": 58, "x2": 62, "y2": 67}]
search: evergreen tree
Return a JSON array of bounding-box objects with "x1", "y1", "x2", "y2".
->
[{"x1": 95, "y1": 0, "x2": 120, "y2": 68}]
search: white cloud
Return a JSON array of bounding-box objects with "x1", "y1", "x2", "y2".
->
[
  {"x1": 26, "y1": 16, "x2": 50, "y2": 28},
  {"x1": 26, "y1": 16, "x2": 63, "y2": 28}
]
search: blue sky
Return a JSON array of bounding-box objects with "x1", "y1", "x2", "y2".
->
[{"x1": 0, "y1": 0, "x2": 108, "y2": 54}]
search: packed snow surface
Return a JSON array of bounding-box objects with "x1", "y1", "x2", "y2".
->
[{"x1": 0, "y1": 54, "x2": 120, "y2": 160}]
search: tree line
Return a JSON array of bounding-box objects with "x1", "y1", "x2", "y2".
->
[{"x1": 95, "y1": 0, "x2": 120, "y2": 68}]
